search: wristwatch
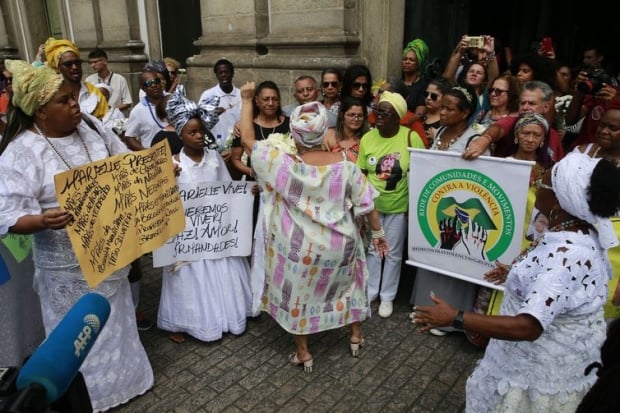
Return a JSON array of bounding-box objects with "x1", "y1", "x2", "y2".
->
[{"x1": 452, "y1": 310, "x2": 465, "y2": 330}]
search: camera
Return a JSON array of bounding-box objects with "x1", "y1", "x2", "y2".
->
[
  {"x1": 577, "y1": 69, "x2": 614, "y2": 94},
  {"x1": 464, "y1": 36, "x2": 484, "y2": 48}
]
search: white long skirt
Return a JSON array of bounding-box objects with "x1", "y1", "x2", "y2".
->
[{"x1": 158, "y1": 256, "x2": 253, "y2": 342}]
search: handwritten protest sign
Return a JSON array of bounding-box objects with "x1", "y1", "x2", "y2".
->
[
  {"x1": 54, "y1": 140, "x2": 185, "y2": 288},
  {"x1": 153, "y1": 181, "x2": 254, "y2": 266}
]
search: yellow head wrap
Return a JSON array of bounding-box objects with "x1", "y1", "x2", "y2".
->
[
  {"x1": 5, "y1": 60, "x2": 63, "y2": 116},
  {"x1": 378, "y1": 91, "x2": 407, "y2": 119},
  {"x1": 44, "y1": 37, "x2": 80, "y2": 71}
]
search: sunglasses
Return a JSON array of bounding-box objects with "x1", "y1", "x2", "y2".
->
[
  {"x1": 424, "y1": 91, "x2": 440, "y2": 101},
  {"x1": 375, "y1": 109, "x2": 394, "y2": 119},
  {"x1": 352, "y1": 82, "x2": 369, "y2": 90},
  {"x1": 143, "y1": 78, "x2": 162, "y2": 88},
  {"x1": 322, "y1": 81, "x2": 339, "y2": 88},
  {"x1": 60, "y1": 59, "x2": 83, "y2": 68},
  {"x1": 489, "y1": 87, "x2": 509, "y2": 95}
]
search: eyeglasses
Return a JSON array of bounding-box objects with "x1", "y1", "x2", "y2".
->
[
  {"x1": 535, "y1": 179, "x2": 553, "y2": 191},
  {"x1": 424, "y1": 91, "x2": 439, "y2": 101},
  {"x1": 352, "y1": 82, "x2": 369, "y2": 90},
  {"x1": 168, "y1": 70, "x2": 177, "y2": 76},
  {"x1": 60, "y1": 59, "x2": 83, "y2": 68},
  {"x1": 489, "y1": 87, "x2": 510, "y2": 96},
  {"x1": 345, "y1": 113, "x2": 364, "y2": 120},
  {"x1": 375, "y1": 109, "x2": 394, "y2": 119},
  {"x1": 143, "y1": 78, "x2": 162, "y2": 88},
  {"x1": 322, "y1": 81, "x2": 339, "y2": 88}
]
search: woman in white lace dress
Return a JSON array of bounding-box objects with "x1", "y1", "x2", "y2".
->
[
  {"x1": 414, "y1": 151, "x2": 620, "y2": 412},
  {"x1": 0, "y1": 60, "x2": 153, "y2": 412}
]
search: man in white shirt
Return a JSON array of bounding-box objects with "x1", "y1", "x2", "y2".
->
[
  {"x1": 86, "y1": 48, "x2": 133, "y2": 112},
  {"x1": 199, "y1": 59, "x2": 241, "y2": 142},
  {"x1": 124, "y1": 70, "x2": 168, "y2": 151}
]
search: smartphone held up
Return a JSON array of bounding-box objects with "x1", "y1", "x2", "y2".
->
[{"x1": 464, "y1": 36, "x2": 484, "y2": 48}]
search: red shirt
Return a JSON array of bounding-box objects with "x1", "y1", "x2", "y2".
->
[{"x1": 569, "y1": 96, "x2": 620, "y2": 150}]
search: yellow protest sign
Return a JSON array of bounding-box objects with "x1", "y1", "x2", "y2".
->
[{"x1": 54, "y1": 140, "x2": 185, "y2": 288}]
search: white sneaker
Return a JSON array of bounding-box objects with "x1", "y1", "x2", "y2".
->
[
  {"x1": 378, "y1": 301, "x2": 393, "y2": 318},
  {"x1": 429, "y1": 328, "x2": 448, "y2": 337}
]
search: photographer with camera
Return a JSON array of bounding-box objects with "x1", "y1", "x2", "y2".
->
[{"x1": 566, "y1": 46, "x2": 620, "y2": 150}]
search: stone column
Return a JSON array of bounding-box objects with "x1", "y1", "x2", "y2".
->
[
  {"x1": 0, "y1": 0, "x2": 49, "y2": 61},
  {"x1": 187, "y1": 0, "x2": 405, "y2": 104}
]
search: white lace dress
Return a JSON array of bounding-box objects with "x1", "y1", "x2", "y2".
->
[
  {"x1": 0, "y1": 124, "x2": 154, "y2": 412},
  {"x1": 466, "y1": 230, "x2": 609, "y2": 412}
]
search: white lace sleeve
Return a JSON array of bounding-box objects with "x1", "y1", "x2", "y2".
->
[{"x1": 513, "y1": 235, "x2": 608, "y2": 330}]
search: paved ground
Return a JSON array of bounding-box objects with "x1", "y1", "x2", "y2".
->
[{"x1": 110, "y1": 257, "x2": 483, "y2": 413}]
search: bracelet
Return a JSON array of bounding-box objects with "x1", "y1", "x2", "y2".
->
[
  {"x1": 371, "y1": 228, "x2": 385, "y2": 239},
  {"x1": 480, "y1": 133, "x2": 494, "y2": 144}
]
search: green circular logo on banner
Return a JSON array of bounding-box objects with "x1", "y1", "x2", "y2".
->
[{"x1": 416, "y1": 168, "x2": 515, "y2": 262}]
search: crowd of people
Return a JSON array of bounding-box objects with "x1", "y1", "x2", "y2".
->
[{"x1": 1, "y1": 32, "x2": 619, "y2": 412}]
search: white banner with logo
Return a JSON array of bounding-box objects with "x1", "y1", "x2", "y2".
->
[
  {"x1": 407, "y1": 149, "x2": 533, "y2": 291},
  {"x1": 153, "y1": 181, "x2": 254, "y2": 266}
]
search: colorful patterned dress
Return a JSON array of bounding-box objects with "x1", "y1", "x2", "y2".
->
[{"x1": 251, "y1": 142, "x2": 377, "y2": 334}]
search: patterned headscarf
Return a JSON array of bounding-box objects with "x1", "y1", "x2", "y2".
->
[
  {"x1": 44, "y1": 37, "x2": 80, "y2": 71},
  {"x1": 290, "y1": 101, "x2": 328, "y2": 148},
  {"x1": 144, "y1": 60, "x2": 166, "y2": 74},
  {"x1": 551, "y1": 151, "x2": 618, "y2": 249},
  {"x1": 403, "y1": 38, "x2": 429, "y2": 69},
  {"x1": 515, "y1": 113, "x2": 549, "y2": 136},
  {"x1": 378, "y1": 91, "x2": 407, "y2": 119},
  {"x1": 165, "y1": 86, "x2": 220, "y2": 146},
  {"x1": 5, "y1": 60, "x2": 63, "y2": 116}
]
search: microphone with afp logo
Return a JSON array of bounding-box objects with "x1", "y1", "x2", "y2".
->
[{"x1": 16, "y1": 292, "x2": 111, "y2": 403}]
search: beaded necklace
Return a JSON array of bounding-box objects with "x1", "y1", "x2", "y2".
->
[
  {"x1": 548, "y1": 218, "x2": 590, "y2": 233},
  {"x1": 435, "y1": 126, "x2": 467, "y2": 150},
  {"x1": 512, "y1": 219, "x2": 590, "y2": 266},
  {"x1": 34, "y1": 123, "x2": 93, "y2": 170}
]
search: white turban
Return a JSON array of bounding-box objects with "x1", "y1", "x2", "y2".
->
[
  {"x1": 552, "y1": 152, "x2": 618, "y2": 249},
  {"x1": 290, "y1": 101, "x2": 328, "y2": 148}
]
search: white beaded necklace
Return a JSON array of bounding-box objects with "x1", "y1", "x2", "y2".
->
[{"x1": 34, "y1": 123, "x2": 93, "y2": 170}]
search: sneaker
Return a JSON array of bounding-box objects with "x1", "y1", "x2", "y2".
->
[
  {"x1": 429, "y1": 328, "x2": 448, "y2": 337},
  {"x1": 136, "y1": 310, "x2": 153, "y2": 331},
  {"x1": 378, "y1": 301, "x2": 393, "y2": 318}
]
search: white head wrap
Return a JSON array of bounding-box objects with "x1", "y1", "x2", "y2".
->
[
  {"x1": 551, "y1": 151, "x2": 619, "y2": 249},
  {"x1": 290, "y1": 101, "x2": 328, "y2": 148}
]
